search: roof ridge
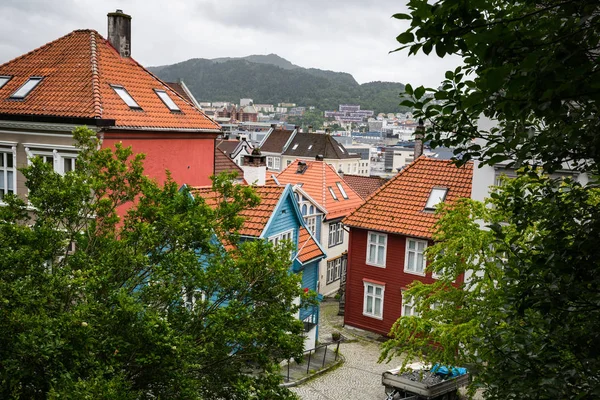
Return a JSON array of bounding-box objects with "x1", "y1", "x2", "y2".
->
[
  {"x1": 0, "y1": 29, "x2": 95, "y2": 69},
  {"x1": 89, "y1": 31, "x2": 102, "y2": 118}
]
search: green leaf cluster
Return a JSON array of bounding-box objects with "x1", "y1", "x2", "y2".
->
[
  {"x1": 381, "y1": 173, "x2": 600, "y2": 399},
  {"x1": 0, "y1": 127, "x2": 303, "y2": 399}
]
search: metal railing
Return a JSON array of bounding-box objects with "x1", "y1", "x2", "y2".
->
[{"x1": 284, "y1": 340, "x2": 341, "y2": 382}]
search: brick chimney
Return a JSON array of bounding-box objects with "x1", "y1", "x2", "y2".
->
[
  {"x1": 107, "y1": 9, "x2": 132, "y2": 57},
  {"x1": 414, "y1": 119, "x2": 424, "y2": 159}
]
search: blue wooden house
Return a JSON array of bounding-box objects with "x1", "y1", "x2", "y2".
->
[{"x1": 190, "y1": 183, "x2": 326, "y2": 350}]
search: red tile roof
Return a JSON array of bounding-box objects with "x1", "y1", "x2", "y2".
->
[
  {"x1": 343, "y1": 157, "x2": 473, "y2": 239},
  {"x1": 276, "y1": 160, "x2": 364, "y2": 220},
  {"x1": 342, "y1": 174, "x2": 388, "y2": 200},
  {"x1": 296, "y1": 227, "x2": 324, "y2": 264},
  {"x1": 0, "y1": 30, "x2": 220, "y2": 131},
  {"x1": 214, "y1": 148, "x2": 244, "y2": 180},
  {"x1": 191, "y1": 185, "x2": 285, "y2": 238}
]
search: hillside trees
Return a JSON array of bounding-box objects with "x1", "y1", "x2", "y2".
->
[
  {"x1": 0, "y1": 127, "x2": 304, "y2": 399},
  {"x1": 383, "y1": 1, "x2": 600, "y2": 398}
]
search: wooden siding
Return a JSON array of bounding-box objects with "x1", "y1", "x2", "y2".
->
[
  {"x1": 264, "y1": 193, "x2": 301, "y2": 248},
  {"x1": 301, "y1": 261, "x2": 319, "y2": 292},
  {"x1": 344, "y1": 228, "x2": 463, "y2": 336}
]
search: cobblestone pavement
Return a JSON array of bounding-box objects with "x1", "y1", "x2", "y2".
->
[{"x1": 290, "y1": 299, "x2": 402, "y2": 400}]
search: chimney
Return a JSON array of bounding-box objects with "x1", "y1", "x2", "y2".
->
[
  {"x1": 307, "y1": 126, "x2": 313, "y2": 133},
  {"x1": 414, "y1": 119, "x2": 424, "y2": 159},
  {"x1": 107, "y1": 9, "x2": 132, "y2": 57},
  {"x1": 337, "y1": 168, "x2": 344, "y2": 178},
  {"x1": 315, "y1": 154, "x2": 324, "y2": 161}
]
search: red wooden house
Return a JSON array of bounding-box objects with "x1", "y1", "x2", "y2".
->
[{"x1": 342, "y1": 157, "x2": 473, "y2": 336}]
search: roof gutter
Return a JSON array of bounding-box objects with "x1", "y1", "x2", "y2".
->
[{"x1": 0, "y1": 113, "x2": 116, "y2": 127}]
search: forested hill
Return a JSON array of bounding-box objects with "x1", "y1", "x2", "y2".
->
[{"x1": 148, "y1": 55, "x2": 408, "y2": 114}]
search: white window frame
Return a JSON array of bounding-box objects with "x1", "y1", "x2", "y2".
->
[
  {"x1": 273, "y1": 157, "x2": 281, "y2": 170},
  {"x1": 401, "y1": 291, "x2": 419, "y2": 317},
  {"x1": 366, "y1": 231, "x2": 387, "y2": 267},
  {"x1": 305, "y1": 216, "x2": 316, "y2": 234},
  {"x1": 25, "y1": 145, "x2": 79, "y2": 176},
  {"x1": 326, "y1": 257, "x2": 342, "y2": 284},
  {"x1": 0, "y1": 144, "x2": 17, "y2": 202},
  {"x1": 268, "y1": 229, "x2": 293, "y2": 248},
  {"x1": 363, "y1": 281, "x2": 384, "y2": 319},
  {"x1": 404, "y1": 238, "x2": 427, "y2": 276},
  {"x1": 266, "y1": 156, "x2": 274, "y2": 169},
  {"x1": 328, "y1": 221, "x2": 344, "y2": 247},
  {"x1": 183, "y1": 288, "x2": 206, "y2": 311}
]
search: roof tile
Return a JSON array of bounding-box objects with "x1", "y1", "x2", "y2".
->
[
  {"x1": 343, "y1": 157, "x2": 473, "y2": 239},
  {"x1": 0, "y1": 30, "x2": 219, "y2": 131}
]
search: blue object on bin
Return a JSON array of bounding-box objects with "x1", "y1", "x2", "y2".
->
[{"x1": 431, "y1": 364, "x2": 468, "y2": 378}]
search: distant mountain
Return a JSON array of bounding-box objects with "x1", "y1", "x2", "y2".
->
[{"x1": 148, "y1": 55, "x2": 408, "y2": 114}]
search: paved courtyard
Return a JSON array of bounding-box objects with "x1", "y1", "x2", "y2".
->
[{"x1": 290, "y1": 299, "x2": 403, "y2": 400}]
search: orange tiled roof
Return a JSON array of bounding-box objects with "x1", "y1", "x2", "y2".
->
[
  {"x1": 343, "y1": 156, "x2": 473, "y2": 239},
  {"x1": 276, "y1": 160, "x2": 364, "y2": 220},
  {"x1": 342, "y1": 174, "x2": 388, "y2": 200},
  {"x1": 296, "y1": 227, "x2": 324, "y2": 264},
  {"x1": 191, "y1": 185, "x2": 285, "y2": 237},
  {"x1": 0, "y1": 30, "x2": 220, "y2": 131}
]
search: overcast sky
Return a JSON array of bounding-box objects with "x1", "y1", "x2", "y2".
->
[{"x1": 0, "y1": 0, "x2": 460, "y2": 87}]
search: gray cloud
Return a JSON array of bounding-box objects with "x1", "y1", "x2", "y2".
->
[{"x1": 0, "y1": 0, "x2": 460, "y2": 87}]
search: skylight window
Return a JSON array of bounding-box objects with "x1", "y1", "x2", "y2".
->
[
  {"x1": 308, "y1": 145, "x2": 313, "y2": 150},
  {"x1": 424, "y1": 188, "x2": 448, "y2": 211},
  {"x1": 111, "y1": 85, "x2": 141, "y2": 109},
  {"x1": 0, "y1": 76, "x2": 11, "y2": 90},
  {"x1": 292, "y1": 143, "x2": 299, "y2": 150},
  {"x1": 338, "y1": 146, "x2": 345, "y2": 154},
  {"x1": 328, "y1": 186, "x2": 338, "y2": 201},
  {"x1": 336, "y1": 182, "x2": 349, "y2": 199},
  {"x1": 155, "y1": 89, "x2": 181, "y2": 112},
  {"x1": 10, "y1": 77, "x2": 43, "y2": 99}
]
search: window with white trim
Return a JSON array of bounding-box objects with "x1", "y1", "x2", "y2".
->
[
  {"x1": 268, "y1": 229, "x2": 293, "y2": 247},
  {"x1": 405, "y1": 238, "x2": 427, "y2": 275},
  {"x1": 154, "y1": 89, "x2": 181, "y2": 112},
  {"x1": 424, "y1": 187, "x2": 448, "y2": 211},
  {"x1": 326, "y1": 257, "x2": 342, "y2": 284},
  {"x1": 363, "y1": 282, "x2": 384, "y2": 319},
  {"x1": 401, "y1": 291, "x2": 419, "y2": 317},
  {"x1": 273, "y1": 157, "x2": 281, "y2": 170},
  {"x1": 305, "y1": 216, "x2": 316, "y2": 234},
  {"x1": 10, "y1": 77, "x2": 43, "y2": 99},
  {"x1": 328, "y1": 222, "x2": 343, "y2": 247},
  {"x1": 267, "y1": 156, "x2": 274, "y2": 169},
  {"x1": 183, "y1": 288, "x2": 206, "y2": 311},
  {"x1": 26, "y1": 146, "x2": 78, "y2": 175},
  {"x1": 366, "y1": 232, "x2": 387, "y2": 267},
  {"x1": 0, "y1": 146, "x2": 17, "y2": 201},
  {"x1": 336, "y1": 182, "x2": 348, "y2": 199},
  {"x1": 111, "y1": 84, "x2": 141, "y2": 109}
]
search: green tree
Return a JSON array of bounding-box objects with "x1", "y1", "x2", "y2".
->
[
  {"x1": 383, "y1": 1, "x2": 600, "y2": 398},
  {"x1": 287, "y1": 109, "x2": 326, "y2": 130},
  {"x1": 0, "y1": 127, "x2": 304, "y2": 399}
]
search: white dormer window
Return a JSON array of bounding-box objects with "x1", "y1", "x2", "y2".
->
[
  {"x1": 111, "y1": 85, "x2": 141, "y2": 109},
  {"x1": 155, "y1": 89, "x2": 181, "y2": 112},
  {"x1": 0, "y1": 76, "x2": 12, "y2": 90},
  {"x1": 10, "y1": 77, "x2": 43, "y2": 99},
  {"x1": 424, "y1": 187, "x2": 448, "y2": 211},
  {"x1": 336, "y1": 182, "x2": 348, "y2": 199}
]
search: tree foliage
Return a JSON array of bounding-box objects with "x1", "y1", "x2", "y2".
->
[
  {"x1": 382, "y1": 174, "x2": 600, "y2": 399},
  {"x1": 396, "y1": 0, "x2": 600, "y2": 173},
  {"x1": 287, "y1": 109, "x2": 326, "y2": 130},
  {"x1": 384, "y1": 1, "x2": 600, "y2": 398},
  {"x1": 0, "y1": 127, "x2": 304, "y2": 399}
]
